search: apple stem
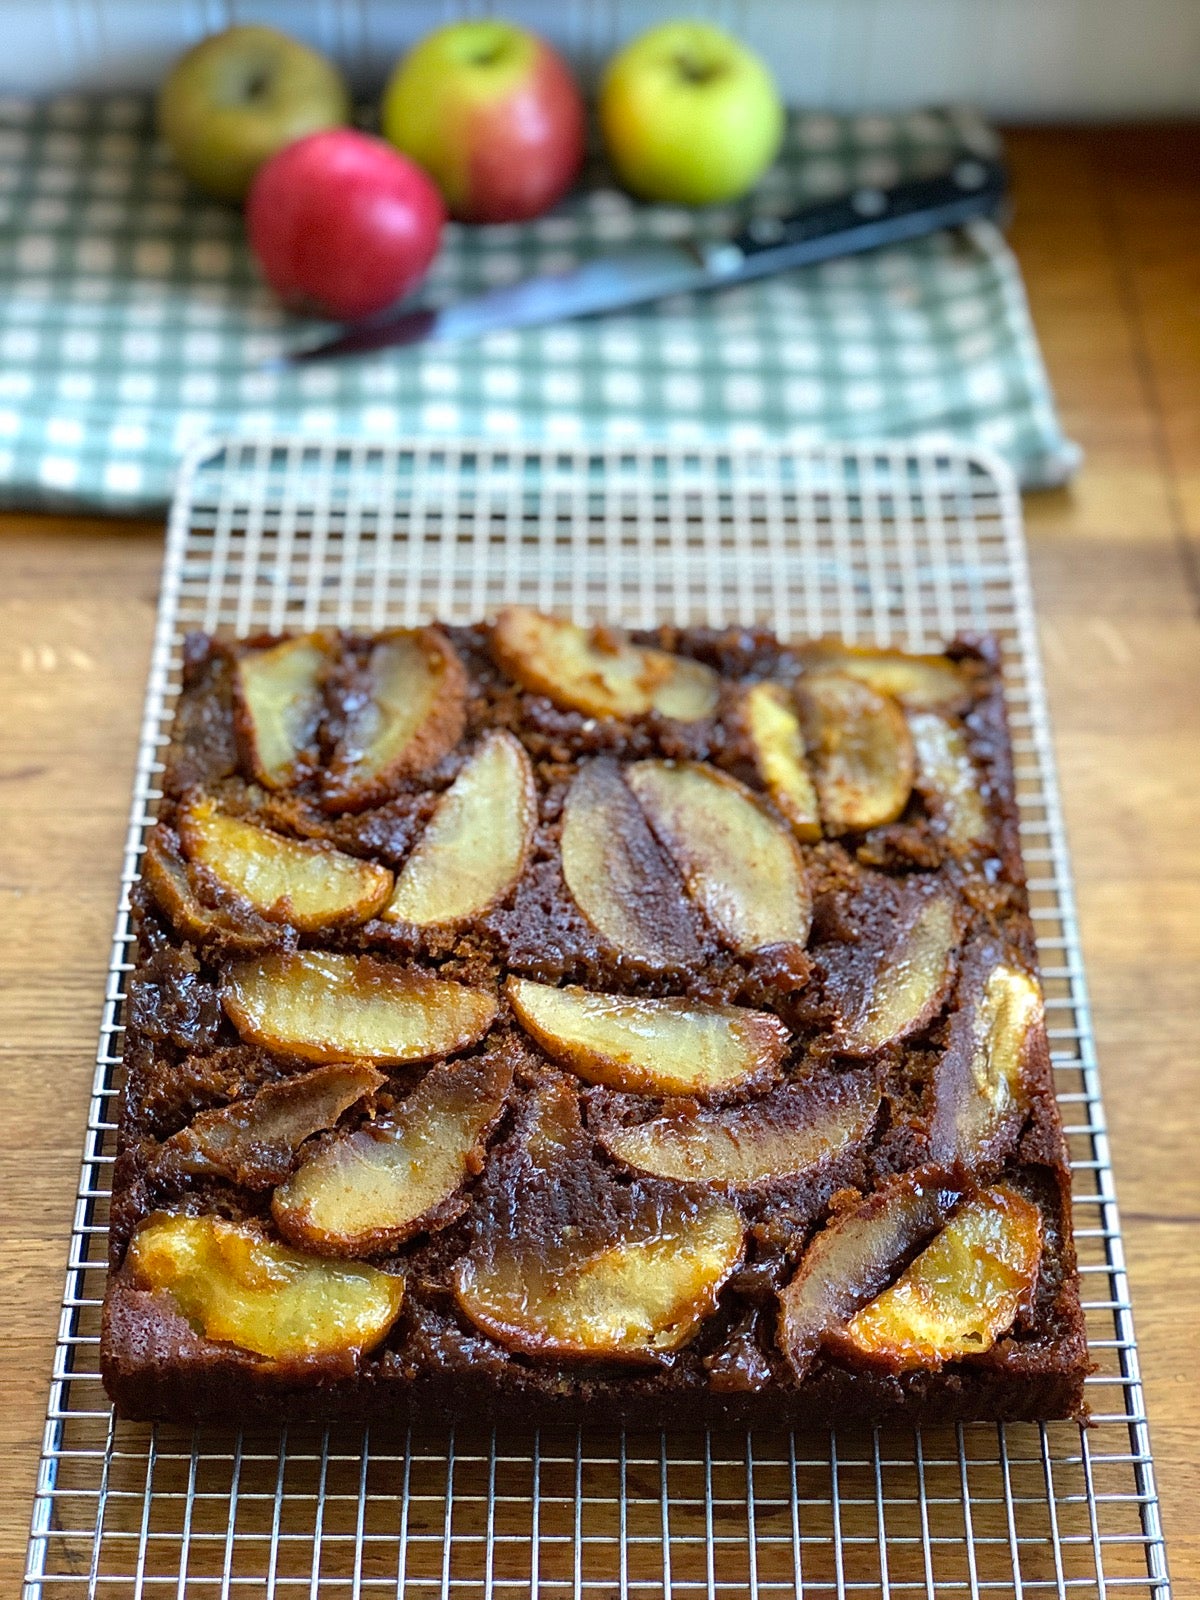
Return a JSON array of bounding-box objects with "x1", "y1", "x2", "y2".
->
[{"x1": 674, "y1": 54, "x2": 724, "y2": 86}]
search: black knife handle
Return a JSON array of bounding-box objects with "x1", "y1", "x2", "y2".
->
[{"x1": 703, "y1": 154, "x2": 1008, "y2": 282}]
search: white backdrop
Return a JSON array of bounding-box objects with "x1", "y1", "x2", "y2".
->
[{"x1": 13, "y1": 0, "x2": 1200, "y2": 117}]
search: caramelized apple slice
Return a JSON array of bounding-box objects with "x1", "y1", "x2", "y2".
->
[
  {"x1": 454, "y1": 1195, "x2": 743, "y2": 1361},
  {"x1": 908, "y1": 711, "x2": 990, "y2": 854},
  {"x1": 179, "y1": 798, "x2": 394, "y2": 931},
  {"x1": 452, "y1": 1079, "x2": 744, "y2": 1362},
  {"x1": 778, "y1": 1171, "x2": 960, "y2": 1380},
  {"x1": 221, "y1": 950, "x2": 497, "y2": 1065},
  {"x1": 508, "y1": 977, "x2": 787, "y2": 1097},
  {"x1": 797, "y1": 673, "x2": 915, "y2": 834},
  {"x1": 383, "y1": 731, "x2": 536, "y2": 927},
  {"x1": 739, "y1": 681, "x2": 821, "y2": 842},
  {"x1": 491, "y1": 606, "x2": 719, "y2": 722},
  {"x1": 827, "y1": 883, "x2": 961, "y2": 1055},
  {"x1": 126, "y1": 1213, "x2": 403, "y2": 1361},
  {"x1": 234, "y1": 634, "x2": 330, "y2": 789},
  {"x1": 798, "y1": 642, "x2": 968, "y2": 712},
  {"x1": 599, "y1": 1070, "x2": 880, "y2": 1188},
  {"x1": 561, "y1": 760, "x2": 700, "y2": 971},
  {"x1": 627, "y1": 761, "x2": 811, "y2": 955},
  {"x1": 930, "y1": 950, "x2": 1043, "y2": 1172},
  {"x1": 156, "y1": 1062, "x2": 385, "y2": 1189},
  {"x1": 273, "y1": 1050, "x2": 513, "y2": 1254},
  {"x1": 142, "y1": 826, "x2": 284, "y2": 952},
  {"x1": 835, "y1": 1186, "x2": 1043, "y2": 1370},
  {"x1": 323, "y1": 628, "x2": 467, "y2": 813}
]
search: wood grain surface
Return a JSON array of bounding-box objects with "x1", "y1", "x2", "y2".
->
[{"x1": 0, "y1": 125, "x2": 1196, "y2": 1594}]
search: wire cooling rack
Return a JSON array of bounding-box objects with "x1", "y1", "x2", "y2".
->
[{"x1": 24, "y1": 438, "x2": 1171, "y2": 1598}]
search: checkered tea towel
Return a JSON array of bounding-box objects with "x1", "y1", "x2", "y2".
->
[{"x1": 0, "y1": 96, "x2": 1079, "y2": 513}]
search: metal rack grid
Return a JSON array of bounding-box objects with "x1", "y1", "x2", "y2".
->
[{"x1": 24, "y1": 438, "x2": 1171, "y2": 1598}]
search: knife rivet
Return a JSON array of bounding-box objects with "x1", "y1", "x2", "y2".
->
[
  {"x1": 953, "y1": 159, "x2": 988, "y2": 190},
  {"x1": 704, "y1": 243, "x2": 747, "y2": 276},
  {"x1": 747, "y1": 215, "x2": 785, "y2": 244},
  {"x1": 851, "y1": 187, "x2": 888, "y2": 218}
]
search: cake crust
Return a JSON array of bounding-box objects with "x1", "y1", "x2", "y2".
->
[{"x1": 101, "y1": 619, "x2": 1089, "y2": 1426}]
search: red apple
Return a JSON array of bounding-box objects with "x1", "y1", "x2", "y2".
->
[
  {"x1": 381, "y1": 20, "x2": 586, "y2": 224},
  {"x1": 246, "y1": 129, "x2": 445, "y2": 319}
]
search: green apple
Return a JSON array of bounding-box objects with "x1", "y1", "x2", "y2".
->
[
  {"x1": 157, "y1": 25, "x2": 350, "y2": 203},
  {"x1": 599, "y1": 21, "x2": 784, "y2": 206}
]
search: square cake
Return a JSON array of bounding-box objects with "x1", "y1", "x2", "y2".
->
[{"x1": 100, "y1": 611, "x2": 1089, "y2": 1427}]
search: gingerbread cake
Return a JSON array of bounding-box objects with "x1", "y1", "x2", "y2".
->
[{"x1": 100, "y1": 611, "x2": 1089, "y2": 1426}]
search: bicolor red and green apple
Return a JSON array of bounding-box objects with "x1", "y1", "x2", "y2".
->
[{"x1": 381, "y1": 20, "x2": 586, "y2": 224}]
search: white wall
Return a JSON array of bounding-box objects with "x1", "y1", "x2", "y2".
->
[{"x1": 10, "y1": 0, "x2": 1200, "y2": 117}]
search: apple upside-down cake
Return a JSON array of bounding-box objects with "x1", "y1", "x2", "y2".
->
[{"x1": 101, "y1": 611, "x2": 1089, "y2": 1425}]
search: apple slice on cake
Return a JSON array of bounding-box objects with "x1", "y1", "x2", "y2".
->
[
  {"x1": 179, "y1": 798, "x2": 393, "y2": 930},
  {"x1": 930, "y1": 946, "x2": 1044, "y2": 1173},
  {"x1": 322, "y1": 627, "x2": 467, "y2": 813},
  {"x1": 796, "y1": 642, "x2": 969, "y2": 712},
  {"x1": 273, "y1": 1050, "x2": 513, "y2": 1254},
  {"x1": 597, "y1": 1070, "x2": 880, "y2": 1188},
  {"x1": 382, "y1": 730, "x2": 536, "y2": 926},
  {"x1": 142, "y1": 826, "x2": 285, "y2": 952},
  {"x1": 234, "y1": 633, "x2": 331, "y2": 790},
  {"x1": 778, "y1": 1171, "x2": 960, "y2": 1379},
  {"x1": 823, "y1": 880, "x2": 962, "y2": 1055},
  {"x1": 220, "y1": 950, "x2": 496, "y2": 1065},
  {"x1": 908, "y1": 710, "x2": 990, "y2": 854},
  {"x1": 507, "y1": 977, "x2": 788, "y2": 1097},
  {"x1": 491, "y1": 607, "x2": 719, "y2": 722},
  {"x1": 156, "y1": 1061, "x2": 385, "y2": 1189},
  {"x1": 796, "y1": 672, "x2": 915, "y2": 833},
  {"x1": 456, "y1": 1202, "x2": 744, "y2": 1361},
  {"x1": 126, "y1": 1212, "x2": 403, "y2": 1362},
  {"x1": 627, "y1": 760, "x2": 811, "y2": 956},
  {"x1": 560, "y1": 759, "x2": 702, "y2": 971},
  {"x1": 737, "y1": 680, "x2": 822, "y2": 842},
  {"x1": 453, "y1": 1079, "x2": 744, "y2": 1361},
  {"x1": 832, "y1": 1186, "x2": 1043, "y2": 1371}
]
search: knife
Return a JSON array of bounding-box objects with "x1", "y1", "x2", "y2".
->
[{"x1": 278, "y1": 153, "x2": 1007, "y2": 366}]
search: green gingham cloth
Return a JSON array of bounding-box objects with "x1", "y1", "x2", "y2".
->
[{"x1": 0, "y1": 95, "x2": 1078, "y2": 513}]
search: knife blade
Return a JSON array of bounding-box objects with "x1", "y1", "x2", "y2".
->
[{"x1": 278, "y1": 154, "x2": 1007, "y2": 366}]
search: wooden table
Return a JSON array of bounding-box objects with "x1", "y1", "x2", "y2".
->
[{"x1": 1, "y1": 125, "x2": 1196, "y2": 1594}]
